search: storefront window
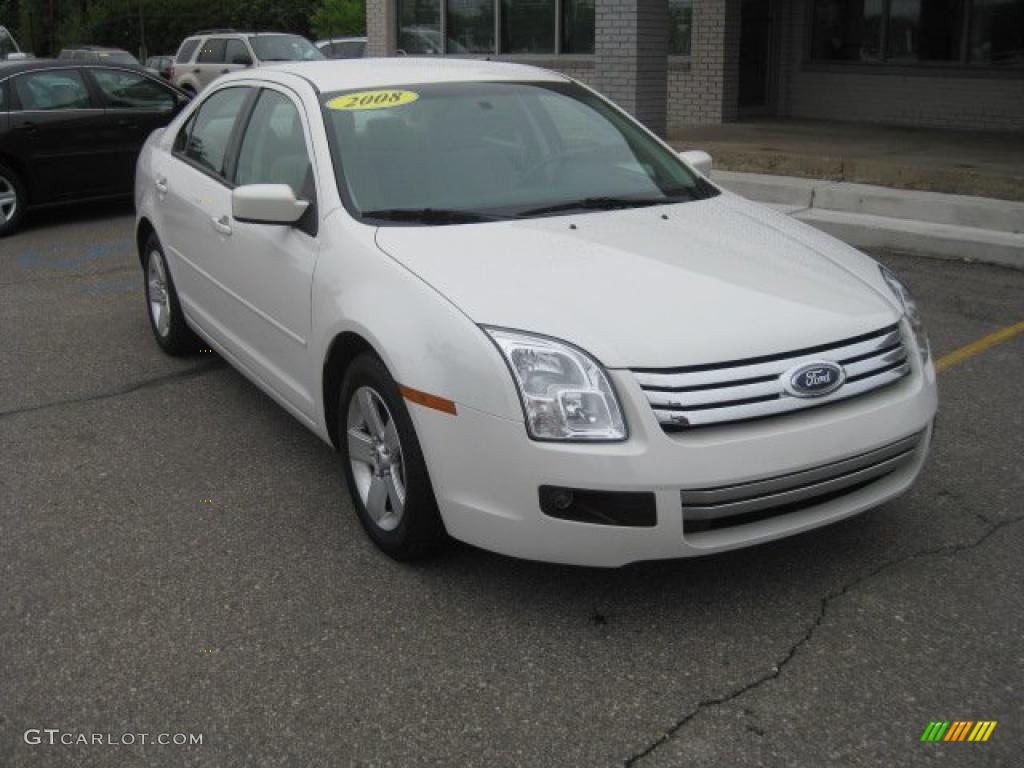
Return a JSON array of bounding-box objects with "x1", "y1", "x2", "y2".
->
[
  {"x1": 811, "y1": 0, "x2": 1023, "y2": 65},
  {"x1": 669, "y1": 0, "x2": 693, "y2": 56},
  {"x1": 448, "y1": 0, "x2": 496, "y2": 53},
  {"x1": 969, "y1": 0, "x2": 1024, "y2": 65},
  {"x1": 501, "y1": 0, "x2": 556, "y2": 53},
  {"x1": 398, "y1": 0, "x2": 443, "y2": 55},
  {"x1": 811, "y1": 0, "x2": 883, "y2": 61},
  {"x1": 887, "y1": 0, "x2": 965, "y2": 61},
  {"x1": 562, "y1": 0, "x2": 595, "y2": 54}
]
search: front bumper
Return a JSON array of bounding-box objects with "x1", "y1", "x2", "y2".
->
[{"x1": 411, "y1": 344, "x2": 937, "y2": 567}]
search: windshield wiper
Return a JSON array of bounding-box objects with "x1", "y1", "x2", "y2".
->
[
  {"x1": 361, "y1": 208, "x2": 505, "y2": 225},
  {"x1": 517, "y1": 196, "x2": 682, "y2": 218}
]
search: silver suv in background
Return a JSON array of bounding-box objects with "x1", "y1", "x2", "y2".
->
[
  {"x1": 315, "y1": 37, "x2": 366, "y2": 59},
  {"x1": 171, "y1": 30, "x2": 323, "y2": 94}
]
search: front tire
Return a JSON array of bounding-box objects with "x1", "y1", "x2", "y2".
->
[
  {"x1": 143, "y1": 234, "x2": 197, "y2": 355},
  {"x1": 0, "y1": 162, "x2": 27, "y2": 237},
  {"x1": 339, "y1": 354, "x2": 448, "y2": 560}
]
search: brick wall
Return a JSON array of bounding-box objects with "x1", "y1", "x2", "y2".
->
[
  {"x1": 779, "y1": 0, "x2": 1024, "y2": 132},
  {"x1": 595, "y1": 0, "x2": 669, "y2": 136},
  {"x1": 666, "y1": 0, "x2": 741, "y2": 133}
]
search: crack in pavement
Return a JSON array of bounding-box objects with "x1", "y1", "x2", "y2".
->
[
  {"x1": 0, "y1": 362, "x2": 226, "y2": 419},
  {"x1": 623, "y1": 514, "x2": 1024, "y2": 766}
]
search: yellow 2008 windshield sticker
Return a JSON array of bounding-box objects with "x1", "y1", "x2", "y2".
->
[{"x1": 327, "y1": 90, "x2": 419, "y2": 111}]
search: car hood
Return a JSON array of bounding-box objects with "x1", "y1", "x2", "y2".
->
[{"x1": 373, "y1": 195, "x2": 901, "y2": 368}]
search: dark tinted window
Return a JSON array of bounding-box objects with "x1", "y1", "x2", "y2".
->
[
  {"x1": 447, "y1": 0, "x2": 495, "y2": 53},
  {"x1": 811, "y1": 0, "x2": 884, "y2": 60},
  {"x1": 197, "y1": 38, "x2": 227, "y2": 63},
  {"x1": 669, "y1": 0, "x2": 693, "y2": 55},
  {"x1": 398, "y1": 0, "x2": 442, "y2": 54},
  {"x1": 562, "y1": 0, "x2": 595, "y2": 54},
  {"x1": 92, "y1": 69, "x2": 176, "y2": 110},
  {"x1": 888, "y1": 0, "x2": 966, "y2": 61},
  {"x1": 225, "y1": 39, "x2": 252, "y2": 65},
  {"x1": 178, "y1": 87, "x2": 249, "y2": 177},
  {"x1": 176, "y1": 39, "x2": 200, "y2": 64},
  {"x1": 501, "y1": 0, "x2": 555, "y2": 53},
  {"x1": 13, "y1": 69, "x2": 93, "y2": 110},
  {"x1": 970, "y1": 0, "x2": 1024, "y2": 65}
]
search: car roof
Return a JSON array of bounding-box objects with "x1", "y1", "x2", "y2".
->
[
  {"x1": 232, "y1": 58, "x2": 570, "y2": 92},
  {"x1": 62, "y1": 45, "x2": 130, "y2": 52},
  {"x1": 0, "y1": 57, "x2": 177, "y2": 81}
]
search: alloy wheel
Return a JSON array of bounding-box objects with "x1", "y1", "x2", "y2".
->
[
  {"x1": 346, "y1": 386, "x2": 407, "y2": 531},
  {"x1": 147, "y1": 250, "x2": 171, "y2": 338},
  {"x1": 0, "y1": 174, "x2": 17, "y2": 224}
]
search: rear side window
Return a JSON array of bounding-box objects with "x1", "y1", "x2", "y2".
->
[
  {"x1": 13, "y1": 70, "x2": 93, "y2": 111},
  {"x1": 176, "y1": 86, "x2": 250, "y2": 178},
  {"x1": 176, "y1": 39, "x2": 200, "y2": 64},
  {"x1": 92, "y1": 69, "x2": 175, "y2": 111},
  {"x1": 225, "y1": 39, "x2": 252, "y2": 65},
  {"x1": 197, "y1": 38, "x2": 227, "y2": 63}
]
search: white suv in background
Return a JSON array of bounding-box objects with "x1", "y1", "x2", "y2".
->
[{"x1": 171, "y1": 30, "x2": 322, "y2": 94}]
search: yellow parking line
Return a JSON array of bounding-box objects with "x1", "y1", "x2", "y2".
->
[{"x1": 936, "y1": 320, "x2": 1024, "y2": 373}]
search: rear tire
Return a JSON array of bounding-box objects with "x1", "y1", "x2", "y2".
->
[
  {"x1": 339, "y1": 354, "x2": 449, "y2": 560},
  {"x1": 143, "y1": 233, "x2": 198, "y2": 355},
  {"x1": 0, "y1": 162, "x2": 27, "y2": 237}
]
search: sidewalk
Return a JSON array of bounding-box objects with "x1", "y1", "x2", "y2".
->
[
  {"x1": 712, "y1": 170, "x2": 1024, "y2": 270},
  {"x1": 671, "y1": 119, "x2": 1024, "y2": 202}
]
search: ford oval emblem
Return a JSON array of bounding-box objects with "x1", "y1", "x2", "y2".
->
[{"x1": 784, "y1": 360, "x2": 845, "y2": 398}]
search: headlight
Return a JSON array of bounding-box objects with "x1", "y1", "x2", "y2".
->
[
  {"x1": 879, "y1": 265, "x2": 929, "y2": 362},
  {"x1": 484, "y1": 328, "x2": 627, "y2": 442}
]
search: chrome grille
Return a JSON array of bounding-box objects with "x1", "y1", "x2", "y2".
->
[
  {"x1": 631, "y1": 324, "x2": 911, "y2": 430},
  {"x1": 681, "y1": 431, "x2": 923, "y2": 533}
]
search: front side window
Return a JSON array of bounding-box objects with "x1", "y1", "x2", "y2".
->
[
  {"x1": 669, "y1": 0, "x2": 693, "y2": 56},
  {"x1": 248, "y1": 35, "x2": 323, "y2": 62},
  {"x1": 398, "y1": 0, "x2": 444, "y2": 53},
  {"x1": 198, "y1": 38, "x2": 227, "y2": 63},
  {"x1": 92, "y1": 69, "x2": 176, "y2": 110},
  {"x1": 13, "y1": 70, "x2": 93, "y2": 111},
  {"x1": 448, "y1": 0, "x2": 496, "y2": 53},
  {"x1": 501, "y1": 0, "x2": 555, "y2": 53},
  {"x1": 887, "y1": 0, "x2": 966, "y2": 61},
  {"x1": 177, "y1": 87, "x2": 250, "y2": 178},
  {"x1": 324, "y1": 81, "x2": 716, "y2": 223},
  {"x1": 235, "y1": 90, "x2": 314, "y2": 201}
]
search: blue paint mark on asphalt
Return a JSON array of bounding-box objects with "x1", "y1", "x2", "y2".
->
[
  {"x1": 82, "y1": 276, "x2": 138, "y2": 296},
  {"x1": 16, "y1": 239, "x2": 133, "y2": 271}
]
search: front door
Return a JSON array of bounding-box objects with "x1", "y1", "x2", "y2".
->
[{"x1": 739, "y1": 0, "x2": 776, "y2": 114}]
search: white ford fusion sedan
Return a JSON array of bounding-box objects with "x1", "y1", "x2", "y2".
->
[{"x1": 135, "y1": 59, "x2": 936, "y2": 566}]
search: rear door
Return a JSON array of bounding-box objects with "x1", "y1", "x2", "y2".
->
[
  {"x1": 87, "y1": 67, "x2": 185, "y2": 192},
  {"x1": 194, "y1": 38, "x2": 229, "y2": 90},
  {"x1": 6, "y1": 67, "x2": 109, "y2": 202}
]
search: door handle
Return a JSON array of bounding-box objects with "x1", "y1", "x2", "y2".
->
[
  {"x1": 118, "y1": 119, "x2": 138, "y2": 129},
  {"x1": 192, "y1": 68, "x2": 200, "y2": 74},
  {"x1": 211, "y1": 215, "x2": 233, "y2": 236},
  {"x1": 154, "y1": 177, "x2": 168, "y2": 195},
  {"x1": 17, "y1": 121, "x2": 37, "y2": 133},
  {"x1": 220, "y1": 69, "x2": 230, "y2": 74}
]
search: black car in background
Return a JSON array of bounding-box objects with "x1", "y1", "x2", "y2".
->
[{"x1": 0, "y1": 59, "x2": 189, "y2": 235}]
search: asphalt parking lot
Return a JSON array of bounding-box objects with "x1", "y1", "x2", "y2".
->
[{"x1": 1, "y1": 202, "x2": 1021, "y2": 767}]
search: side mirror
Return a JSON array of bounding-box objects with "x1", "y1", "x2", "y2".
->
[
  {"x1": 679, "y1": 150, "x2": 713, "y2": 177},
  {"x1": 232, "y1": 184, "x2": 309, "y2": 225}
]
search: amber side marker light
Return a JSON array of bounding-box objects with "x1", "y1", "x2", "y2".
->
[{"x1": 399, "y1": 384, "x2": 457, "y2": 415}]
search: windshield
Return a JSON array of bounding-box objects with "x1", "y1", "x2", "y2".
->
[
  {"x1": 322, "y1": 81, "x2": 717, "y2": 224},
  {"x1": 249, "y1": 35, "x2": 324, "y2": 62}
]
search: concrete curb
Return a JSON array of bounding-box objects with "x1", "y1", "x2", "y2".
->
[{"x1": 712, "y1": 170, "x2": 1024, "y2": 270}]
